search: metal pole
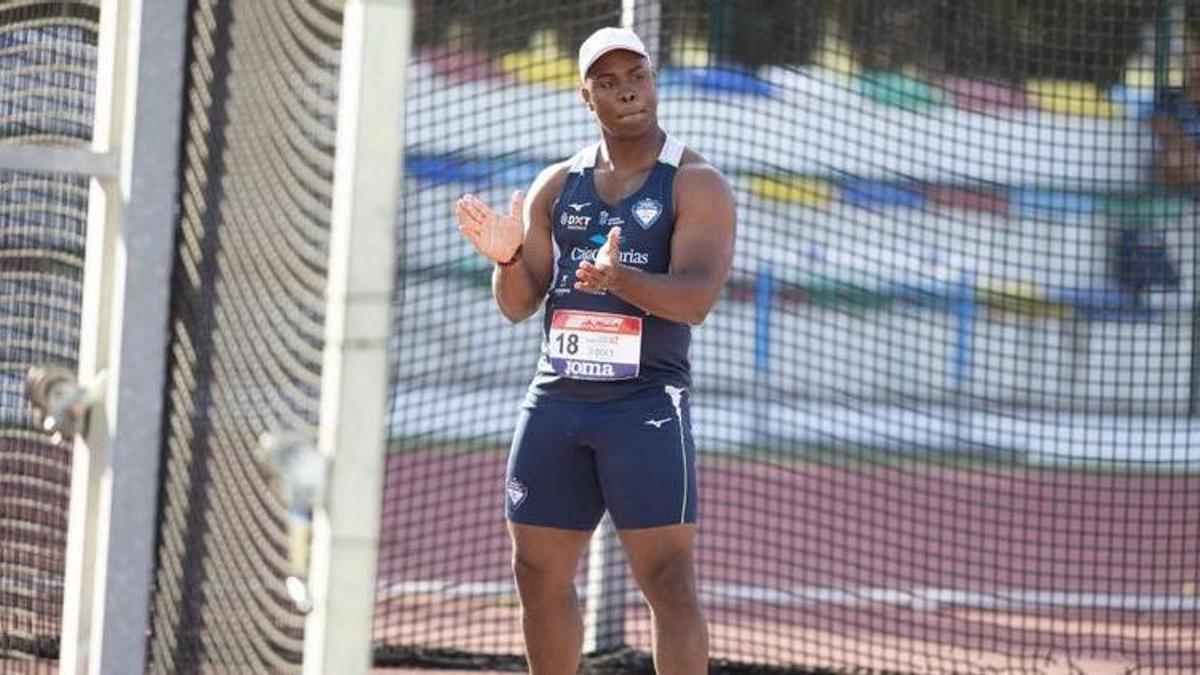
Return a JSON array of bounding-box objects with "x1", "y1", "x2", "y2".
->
[
  {"x1": 57, "y1": 2, "x2": 129, "y2": 666},
  {"x1": 302, "y1": 0, "x2": 409, "y2": 672},
  {"x1": 1153, "y1": 0, "x2": 1173, "y2": 103},
  {"x1": 59, "y1": 0, "x2": 188, "y2": 672},
  {"x1": 1191, "y1": 212, "x2": 1200, "y2": 416},
  {"x1": 622, "y1": 0, "x2": 661, "y2": 66},
  {"x1": 754, "y1": 266, "x2": 774, "y2": 449},
  {"x1": 951, "y1": 269, "x2": 976, "y2": 452},
  {"x1": 707, "y1": 0, "x2": 732, "y2": 64},
  {"x1": 583, "y1": 514, "x2": 628, "y2": 653}
]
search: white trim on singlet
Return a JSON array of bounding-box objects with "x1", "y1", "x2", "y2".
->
[
  {"x1": 569, "y1": 133, "x2": 684, "y2": 174},
  {"x1": 550, "y1": 234, "x2": 561, "y2": 294},
  {"x1": 568, "y1": 143, "x2": 600, "y2": 173},
  {"x1": 658, "y1": 134, "x2": 685, "y2": 167}
]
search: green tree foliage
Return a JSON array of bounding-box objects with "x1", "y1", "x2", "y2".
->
[{"x1": 414, "y1": 0, "x2": 1184, "y2": 84}]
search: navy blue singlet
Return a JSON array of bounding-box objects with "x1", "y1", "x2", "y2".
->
[{"x1": 526, "y1": 134, "x2": 691, "y2": 404}]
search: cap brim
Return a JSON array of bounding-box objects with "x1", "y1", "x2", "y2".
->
[{"x1": 580, "y1": 46, "x2": 650, "y2": 81}]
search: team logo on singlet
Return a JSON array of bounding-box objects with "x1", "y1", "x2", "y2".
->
[{"x1": 632, "y1": 198, "x2": 663, "y2": 229}]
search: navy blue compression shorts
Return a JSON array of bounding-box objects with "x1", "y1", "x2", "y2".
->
[{"x1": 504, "y1": 385, "x2": 697, "y2": 530}]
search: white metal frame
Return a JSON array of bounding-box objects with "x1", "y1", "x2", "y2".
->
[
  {"x1": 302, "y1": 1, "x2": 410, "y2": 673},
  {"x1": 0, "y1": 145, "x2": 117, "y2": 178},
  {"x1": 52, "y1": 0, "x2": 188, "y2": 673},
  {"x1": 1, "y1": 0, "x2": 409, "y2": 672}
]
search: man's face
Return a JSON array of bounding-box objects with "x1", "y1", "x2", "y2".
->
[{"x1": 581, "y1": 49, "x2": 658, "y2": 138}]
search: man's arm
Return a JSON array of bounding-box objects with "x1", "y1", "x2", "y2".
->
[
  {"x1": 575, "y1": 162, "x2": 736, "y2": 326},
  {"x1": 489, "y1": 164, "x2": 563, "y2": 323}
]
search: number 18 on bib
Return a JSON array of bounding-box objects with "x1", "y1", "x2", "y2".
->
[{"x1": 548, "y1": 310, "x2": 642, "y2": 381}]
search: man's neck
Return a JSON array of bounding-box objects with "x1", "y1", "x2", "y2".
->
[{"x1": 598, "y1": 127, "x2": 665, "y2": 172}]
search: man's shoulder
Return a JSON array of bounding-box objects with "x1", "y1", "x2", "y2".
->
[
  {"x1": 542, "y1": 142, "x2": 599, "y2": 183},
  {"x1": 674, "y1": 148, "x2": 731, "y2": 198},
  {"x1": 676, "y1": 147, "x2": 726, "y2": 177},
  {"x1": 529, "y1": 159, "x2": 575, "y2": 202}
]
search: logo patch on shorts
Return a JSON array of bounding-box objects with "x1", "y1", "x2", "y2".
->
[{"x1": 506, "y1": 478, "x2": 528, "y2": 509}]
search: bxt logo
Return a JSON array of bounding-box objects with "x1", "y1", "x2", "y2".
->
[{"x1": 560, "y1": 211, "x2": 591, "y2": 230}]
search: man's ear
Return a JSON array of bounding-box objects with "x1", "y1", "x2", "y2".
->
[{"x1": 580, "y1": 84, "x2": 594, "y2": 111}]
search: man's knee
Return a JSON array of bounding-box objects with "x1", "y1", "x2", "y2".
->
[
  {"x1": 512, "y1": 550, "x2": 576, "y2": 596},
  {"x1": 635, "y1": 556, "x2": 700, "y2": 612},
  {"x1": 508, "y1": 523, "x2": 591, "y2": 606}
]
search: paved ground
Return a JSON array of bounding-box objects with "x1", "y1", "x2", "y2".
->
[
  {"x1": 375, "y1": 448, "x2": 1200, "y2": 671},
  {"x1": 5, "y1": 442, "x2": 1199, "y2": 671}
]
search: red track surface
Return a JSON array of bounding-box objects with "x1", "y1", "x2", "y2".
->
[
  {"x1": 6, "y1": 443, "x2": 1200, "y2": 671},
  {"x1": 376, "y1": 449, "x2": 1200, "y2": 671}
]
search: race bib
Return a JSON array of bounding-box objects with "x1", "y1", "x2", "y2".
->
[{"x1": 548, "y1": 310, "x2": 642, "y2": 381}]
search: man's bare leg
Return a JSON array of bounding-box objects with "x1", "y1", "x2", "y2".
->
[
  {"x1": 508, "y1": 522, "x2": 593, "y2": 674},
  {"x1": 619, "y1": 523, "x2": 708, "y2": 674}
]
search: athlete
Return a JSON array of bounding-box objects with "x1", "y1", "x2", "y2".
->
[
  {"x1": 456, "y1": 26, "x2": 736, "y2": 674},
  {"x1": 1150, "y1": 34, "x2": 1200, "y2": 188}
]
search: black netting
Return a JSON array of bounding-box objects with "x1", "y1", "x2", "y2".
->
[
  {"x1": 380, "y1": 0, "x2": 1200, "y2": 672},
  {"x1": 0, "y1": 2, "x2": 98, "y2": 672},
  {"x1": 4, "y1": 0, "x2": 1200, "y2": 672},
  {"x1": 144, "y1": 0, "x2": 341, "y2": 672}
]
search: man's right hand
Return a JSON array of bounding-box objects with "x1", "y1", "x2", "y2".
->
[{"x1": 456, "y1": 191, "x2": 525, "y2": 265}]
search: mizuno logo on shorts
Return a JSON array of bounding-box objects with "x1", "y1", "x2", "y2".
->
[{"x1": 644, "y1": 417, "x2": 672, "y2": 428}]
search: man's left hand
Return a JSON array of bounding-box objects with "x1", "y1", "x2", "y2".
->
[{"x1": 575, "y1": 226, "x2": 623, "y2": 294}]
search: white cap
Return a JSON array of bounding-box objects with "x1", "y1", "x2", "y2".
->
[{"x1": 578, "y1": 27, "x2": 650, "y2": 82}]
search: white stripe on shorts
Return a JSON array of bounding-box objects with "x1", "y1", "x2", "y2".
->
[{"x1": 665, "y1": 385, "x2": 687, "y2": 523}]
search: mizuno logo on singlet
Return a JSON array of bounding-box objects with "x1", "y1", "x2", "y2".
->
[{"x1": 567, "y1": 202, "x2": 591, "y2": 212}]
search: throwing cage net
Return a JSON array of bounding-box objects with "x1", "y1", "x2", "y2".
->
[
  {"x1": 145, "y1": 0, "x2": 341, "y2": 672},
  {"x1": 2, "y1": 0, "x2": 1200, "y2": 673},
  {"x1": 380, "y1": 0, "x2": 1200, "y2": 672},
  {"x1": 0, "y1": 1, "x2": 98, "y2": 667}
]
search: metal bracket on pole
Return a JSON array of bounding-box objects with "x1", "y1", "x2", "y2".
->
[
  {"x1": 256, "y1": 430, "x2": 330, "y2": 614},
  {"x1": 25, "y1": 365, "x2": 109, "y2": 445},
  {"x1": 0, "y1": 145, "x2": 119, "y2": 178}
]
